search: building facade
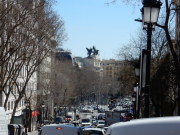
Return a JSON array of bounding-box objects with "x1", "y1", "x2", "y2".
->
[{"x1": 101, "y1": 59, "x2": 122, "y2": 80}]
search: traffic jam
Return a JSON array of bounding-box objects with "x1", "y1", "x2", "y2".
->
[{"x1": 37, "y1": 98, "x2": 135, "y2": 135}]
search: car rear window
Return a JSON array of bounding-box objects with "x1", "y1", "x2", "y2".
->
[
  {"x1": 55, "y1": 117, "x2": 62, "y2": 122},
  {"x1": 99, "y1": 122, "x2": 105, "y2": 124}
]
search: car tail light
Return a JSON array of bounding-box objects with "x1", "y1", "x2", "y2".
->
[{"x1": 56, "y1": 127, "x2": 62, "y2": 129}]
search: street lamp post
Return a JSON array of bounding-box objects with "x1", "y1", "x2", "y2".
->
[
  {"x1": 133, "y1": 83, "x2": 137, "y2": 119},
  {"x1": 132, "y1": 92, "x2": 136, "y2": 119},
  {"x1": 54, "y1": 104, "x2": 57, "y2": 120},
  {"x1": 134, "y1": 61, "x2": 140, "y2": 119},
  {"x1": 42, "y1": 102, "x2": 45, "y2": 124},
  {"x1": 24, "y1": 100, "x2": 29, "y2": 134},
  {"x1": 141, "y1": 0, "x2": 162, "y2": 118}
]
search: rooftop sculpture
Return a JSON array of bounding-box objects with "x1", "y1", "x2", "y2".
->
[
  {"x1": 93, "y1": 46, "x2": 99, "y2": 55},
  {"x1": 86, "y1": 46, "x2": 99, "y2": 58},
  {"x1": 86, "y1": 47, "x2": 92, "y2": 57}
]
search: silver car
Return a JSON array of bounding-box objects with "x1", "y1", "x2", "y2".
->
[{"x1": 97, "y1": 120, "x2": 105, "y2": 128}]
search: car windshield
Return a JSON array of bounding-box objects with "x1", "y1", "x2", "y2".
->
[
  {"x1": 98, "y1": 122, "x2": 105, "y2": 124},
  {"x1": 66, "y1": 116, "x2": 72, "y2": 118},
  {"x1": 83, "y1": 130, "x2": 103, "y2": 135},
  {"x1": 82, "y1": 119, "x2": 90, "y2": 123}
]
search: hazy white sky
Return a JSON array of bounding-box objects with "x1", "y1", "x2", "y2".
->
[{"x1": 54, "y1": 0, "x2": 142, "y2": 60}]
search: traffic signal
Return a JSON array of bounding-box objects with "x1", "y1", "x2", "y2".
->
[{"x1": 111, "y1": 98, "x2": 113, "y2": 103}]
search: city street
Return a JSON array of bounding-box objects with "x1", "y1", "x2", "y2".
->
[
  {"x1": 26, "y1": 104, "x2": 130, "y2": 135},
  {"x1": 1, "y1": 0, "x2": 179, "y2": 135}
]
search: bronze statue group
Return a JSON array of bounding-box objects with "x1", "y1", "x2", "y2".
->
[{"x1": 86, "y1": 46, "x2": 99, "y2": 57}]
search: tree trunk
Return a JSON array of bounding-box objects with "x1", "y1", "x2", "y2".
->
[
  {"x1": 164, "y1": 27, "x2": 180, "y2": 115},
  {"x1": 3, "y1": 89, "x2": 11, "y2": 110},
  {"x1": 10, "y1": 99, "x2": 20, "y2": 124}
]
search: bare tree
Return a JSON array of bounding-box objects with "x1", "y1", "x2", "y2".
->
[
  {"x1": 0, "y1": 0, "x2": 67, "y2": 124},
  {"x1": 108, "y1": 0, "x2": 180, "y2": 116}
]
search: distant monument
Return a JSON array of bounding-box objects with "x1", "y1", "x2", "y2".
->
[
  {"x1": 86, "y1": 47, "x2": 92, "y2": 57},
  {"x1": 92, "y1": 46, "x2": 99, "y2": 55},
  {"x1": 86, "y1": 46, "x2": 99, "y2": 58}
]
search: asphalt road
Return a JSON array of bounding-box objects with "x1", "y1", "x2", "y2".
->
[
  {"x1": 27, "y1": 105, "x2": 129, "y2": 135},
  {"x1": 77, "y1": 104, "x2": 125, "y2": 118},
  {"x1": 27, "y1": 131, "x2": 38, "y2": 135}
]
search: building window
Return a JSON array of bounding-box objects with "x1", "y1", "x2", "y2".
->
[
  {"x1": 110, "y1": 67, "x2": 112, "y2": 70},
  {"x1": 19, "y1": 100, "x2": 21, "y2": 107},
  {"x1": 109, "y1": 75, "x2": 112, "y2": 77},
  {"x1": 16, "y1": 101, "x2": 18, "y2": 109},
  {"x1": 109, "y1": 71, "x2": 112, "y2": 74},
  {"x1": 8, "y1": 102, "x2": 10, "y2": 110},
  {"x1": 5, "y1": 85, "x2": 7, "y2": 93},
  {"x1": 22, "y1": 99, "x2": 23, "y2": 106},
  {"x1": 11, "y1": 101, "x2": 13, "y2": 110},
  {"x1": 179, "y1": 13, "x2": 180, "y2": 25},
  {"x1": 106, "y1": 71, "x2": 108, "y2": 74}
]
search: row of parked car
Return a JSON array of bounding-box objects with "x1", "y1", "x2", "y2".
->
[
  {"x1": 33, "y1": 114, "x2": 180, "y2": 135},
  {"x1": 0, "y1": 107, "x2": 25, "y2": 135},
  {"x1": 38, "y1": 117, "x2": 180, "y2": 135},
  {"x1": 39, "y1": 123, "x2": 107, "y2": 135},
  {"x1": 8, "y1": 124, "x2": 25, "y2": 135}
]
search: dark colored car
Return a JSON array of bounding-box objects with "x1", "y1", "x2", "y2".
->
[
  {"x1": 113, "y1": 109, "x2": 119, "y2": 112},
  {"x1": 92, "y1": 115, "x2": 97, "y2": 120},
  {"x1": 98, "y1": 109, "x2": 105, "y2": 113},
  {"x1": 94, "y1": 106, "x2": 98, "y2": 110},
  {"x1": 123, "y1": 104, "x2": 127, "y2": 108},
  {"x1": 65, "y1": 116, "x2": 72, "y2": 122},
  {"x1": 54, "y1": 116, "x2": 63, "y2": 123},
  {"x1": 98, "y1": 114, "x2": 105, "y2": 120},
  {"x1": 80, "y1": 109, "x2": 91, "y2": 113}
]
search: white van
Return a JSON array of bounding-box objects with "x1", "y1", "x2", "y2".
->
[
  {"x1": 106, "y1": 116, "x2": 180, "y2": 135},
  {"x1": 0, "y1": 107, "x2": 8, "y2": 135},
  {"x1": 40, "y1": 124, "x2": 84, "y2": 135}
]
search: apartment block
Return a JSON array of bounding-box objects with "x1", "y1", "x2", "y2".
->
[{"x1": 101, "y1": 59, "x2": 122, "y2": 79}]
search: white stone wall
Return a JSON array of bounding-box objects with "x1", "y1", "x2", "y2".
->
[{"x1": 3, "y1": 70, "x2": 37, "y2": 124}]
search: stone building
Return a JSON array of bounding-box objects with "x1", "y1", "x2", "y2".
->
[{"x1": 101, "y1": 59, "x2": 122, "y2": 80}]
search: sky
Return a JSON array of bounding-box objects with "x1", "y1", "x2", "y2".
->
[{"x1": 54, "y1": 0, "x2": 142, "y2": 60}]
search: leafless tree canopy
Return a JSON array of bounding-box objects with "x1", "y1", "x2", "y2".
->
[{"x1": 0, "y1": 0, "x2": 67, "y2": 123}]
